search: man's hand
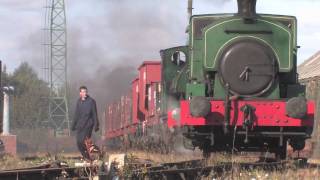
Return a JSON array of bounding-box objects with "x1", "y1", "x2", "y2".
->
[{"x1": 94, "y1": 126, "x2": 99, "y2": 132}]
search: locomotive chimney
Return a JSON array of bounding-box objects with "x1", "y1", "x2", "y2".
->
[
  {"x1": 188, "y1": 0, "x2": 193, "y2": 20},
  {"x1": 237, "y1": 0, "x2": 257, "y2": 22},
  {"x1": 186, "y1": 0, "x2": 193, "y2": 33}
]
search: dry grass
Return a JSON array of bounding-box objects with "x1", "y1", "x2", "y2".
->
[
  {"x1": 0, "y1": 152, "x2": 82, "y2": 171},
  {"x1": 207, "y1": 168, "x2": 320, "y2": 180},
  {"x1": 107, "y1": 150, "x2": 320, "y2": 180},
  {"x1": 126, "y1": 149, "x2": 202, "y2": 164},
  {"x1": 111, "y1": 149, "x2": 260, "y2": 165},
  {"x1": 0, "y1": 154, "x2": 51, "y2": 170}
]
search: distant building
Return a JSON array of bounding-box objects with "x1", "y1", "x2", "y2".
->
[
  {"x1": 298, "y1": 51, "x2": 320, "y2": 99},
  {"x1": 298, "y1": 51, "x2": 320, "y2": 81},
  {"x1": 298, "y1": 51, "x2": 320, "y2": 143}
]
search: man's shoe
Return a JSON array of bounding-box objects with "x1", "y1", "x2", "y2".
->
[{"x1": 89, "y1": 145, "x2": 100, "y2": 153}]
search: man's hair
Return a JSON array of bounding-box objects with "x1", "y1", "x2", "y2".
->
[{"x1": 79, "y1": 86, "x2": 88, "y2": 91}]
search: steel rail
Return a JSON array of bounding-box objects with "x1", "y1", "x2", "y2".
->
[
  {"x1": 131, "y1": 159, "x2": 290, "y2": 179},
  {"x1": 0, "y1": 165, "x2": 96, "y2": 179}
]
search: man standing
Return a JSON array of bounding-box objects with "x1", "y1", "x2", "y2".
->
[{"x1": 71, "y1": 86, "x2": 99, "y2": 160}]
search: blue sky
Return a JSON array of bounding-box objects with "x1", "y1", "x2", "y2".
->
[{"x1": 0, "y1": 0, "x2": 319, "y2": 73}]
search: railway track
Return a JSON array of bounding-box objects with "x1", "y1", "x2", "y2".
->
[
  {"x1": 129, "y1": 158, "x2": 311, "y2": 180},
  {"x1": 0, "y1": 160, "x2": 107, "y2": 180},
  {"x1": 1, "y1": 152, "x2": 318, "y2": 180}
]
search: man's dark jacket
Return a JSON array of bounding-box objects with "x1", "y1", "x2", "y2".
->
[{"x1": 72, "y1": 96, "x2": 99, "y2": 131}]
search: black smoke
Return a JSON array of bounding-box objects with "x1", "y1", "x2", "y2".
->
[{"x1": 66, "y1": 0, "x2": 188, "y2": 120}]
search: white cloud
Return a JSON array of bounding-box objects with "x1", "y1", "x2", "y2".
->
[{"x1": 315, "y1": 33, "x2": 320, "y2": 40}]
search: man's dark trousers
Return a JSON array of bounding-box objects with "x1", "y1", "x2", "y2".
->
[{"x1": 76, "y1": 125, "x2": 93, "y2": 160}]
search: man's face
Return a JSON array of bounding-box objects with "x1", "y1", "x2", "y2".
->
[{"x1": 80, "y1": 89, "x2": 88, "y2": 99}]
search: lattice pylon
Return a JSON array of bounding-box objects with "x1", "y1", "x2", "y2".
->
[{"x1": 44, "y1": 0, "x2": 70, "y2": 136}]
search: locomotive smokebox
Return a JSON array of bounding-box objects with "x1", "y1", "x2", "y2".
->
[{"x1": 237, "y1": 0, "x2": 257, "y2": 21}]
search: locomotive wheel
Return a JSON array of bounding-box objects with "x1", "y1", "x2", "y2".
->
[{"x1": 289, "y1": 138, "x2": 306, "y2": 151}]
